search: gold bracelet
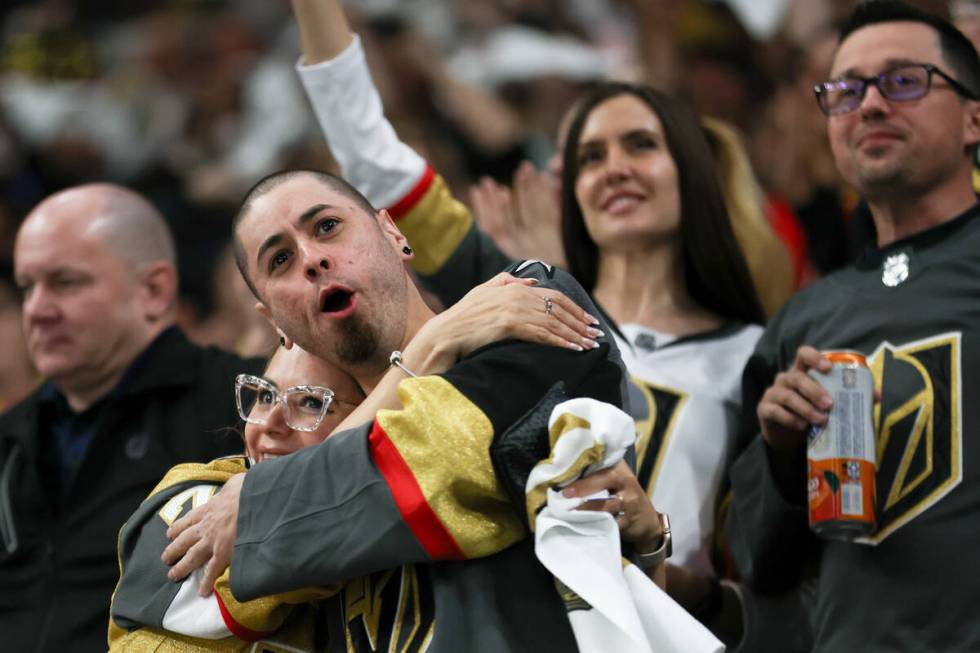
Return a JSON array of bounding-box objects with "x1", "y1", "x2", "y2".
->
[{"x1": 389, "y1": 350, "x2": 418, "y2": 377}]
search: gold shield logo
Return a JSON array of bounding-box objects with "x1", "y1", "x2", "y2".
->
[
  {"x1": 629, "y1": 376, "x2": 688, "y2": 491},
  {"x1": 859, "y1": 332, "x2": 962, "y2": 545}
]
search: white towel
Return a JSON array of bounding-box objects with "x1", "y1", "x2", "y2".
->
[{"x1": 527, "y1": 398, "x2": 725, "y2": 653}]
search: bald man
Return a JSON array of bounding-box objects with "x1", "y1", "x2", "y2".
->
[{"x1": 0, "y1": 184, "x2": 263, "y2": 653}]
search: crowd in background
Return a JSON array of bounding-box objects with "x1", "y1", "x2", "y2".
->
[
  {"x1": 0, "y1": 0, "x2": 976, "y2": 407},
  {"x1": 3, "y1": 1, "x2": 980, "y2": 651}
]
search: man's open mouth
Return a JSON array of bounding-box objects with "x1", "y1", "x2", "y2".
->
[{"x1": 320, "y1": 288, "x2": 354, "y2": 315}]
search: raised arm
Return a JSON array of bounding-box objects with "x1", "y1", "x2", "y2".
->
[{"x1": 291, "y1": 0, "x2": 514, "y2": 305}]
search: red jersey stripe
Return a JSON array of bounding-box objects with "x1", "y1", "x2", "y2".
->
[
  {"x1": 368, "y1": 419, "x2": 466, "y2": 560},
  {"x1": 215, "y1": 592, "x2": 270, "y2": 642},
  {"x1": 387, "y1": 165, "x2": 435, "y2": 220}
]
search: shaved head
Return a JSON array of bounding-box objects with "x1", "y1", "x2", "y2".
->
[
  {"x1": 232, "y1": 169, "x2": 375, "y2": 299},
  {"x1": 24, "y1": 183, "x2": 177, "y2": 271},
  {"x1": 15, "y1": 183, "x2": 180, "y2": 408}
]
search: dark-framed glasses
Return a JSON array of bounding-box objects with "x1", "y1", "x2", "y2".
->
[
  {"x1": 235, "y1": 373, "x2": 335, "y2": 432},
  {"x1": 814, "y1": 63, "x2": 978, "y2": 116}
]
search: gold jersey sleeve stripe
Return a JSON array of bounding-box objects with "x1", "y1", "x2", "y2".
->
[
  {"x1": 374, "y1": 376, "x2": 524, "y2": 559},
  {"x1": 393, "y1": 171, "x2": 474, "y2": 276}
]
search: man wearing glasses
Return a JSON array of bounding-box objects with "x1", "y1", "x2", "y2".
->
[{"x1": 727, "y1": 1, "x2": 980, "y2": 651}]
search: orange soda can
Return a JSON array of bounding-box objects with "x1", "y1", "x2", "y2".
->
[{"x1": 806, "y1": 351, "x2": 876, "y2": 540}]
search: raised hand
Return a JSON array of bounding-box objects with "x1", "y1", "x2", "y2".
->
[{"x1": 469, "y1": 162, "x2": 565, "y2": 268}]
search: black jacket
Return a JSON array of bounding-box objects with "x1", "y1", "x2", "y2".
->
[{"x1": 0, "y1": 327, "x2": 263, "y2": 653}]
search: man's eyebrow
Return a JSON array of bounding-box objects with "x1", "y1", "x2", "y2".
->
[
  {"x1": 254, "y1": 204, "x2": 340, "y2": 268},
  {"x1": 49, "y1": 266, "x2": 88, "y2": 278},
  {"x1": 836, "y1": 58, "x2": 923, "y2": 78},
  {"x1": 296, "y1": 203, "x2": 337, "y2": 228},
  {"x1": 255, "y1": 233, "x2": 284, "y2": 269}
]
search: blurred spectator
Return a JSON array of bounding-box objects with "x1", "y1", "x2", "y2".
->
[
  {"x1": 0, "y1": 183, "x2": 261, "y2": 653},
  {"x1": 0, "y1": 269, "x2": 35, "y2": 411},
  {"x1": 0, "y1": 0, "x2": 891, "y2": 291}
]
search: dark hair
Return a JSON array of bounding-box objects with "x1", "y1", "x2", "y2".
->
[
  {"x1": 232, "y1": 169, "x2": 376, "y2": 299},
  {"x1": 560, "y1": 82, "x2": 765, "y2": 326},
  {"x1": 840, "y1": 0, "x2": 980, "y2": 98}
]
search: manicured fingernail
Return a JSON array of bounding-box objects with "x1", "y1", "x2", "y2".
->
[
  {"x1": 584, "y1": 313, "x2": 598, "y2": 325},
  {"x1": 563, "y1": 487, "x2": 577, "y2": 497},
  {"x1": 581, "y1": 339, "x2": 596, "y2": 350},
  {"x1": 569, "y1": 342, "x2": 584, "y2": 351},
  {"x1": 588, "y1": 327, "x2": 604, "y2": 338}
]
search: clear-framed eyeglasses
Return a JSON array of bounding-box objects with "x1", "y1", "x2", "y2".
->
[
  {"x1": 814, "y1": 63, "x2": 978, "y2": 116},
  {"x1": 235, "y1": 374, "x2": 336, "y2": 432}
]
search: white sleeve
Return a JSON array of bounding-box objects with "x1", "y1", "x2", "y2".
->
[{"x1": 296, "y1": 35, "x2": 427, "y2": 208}]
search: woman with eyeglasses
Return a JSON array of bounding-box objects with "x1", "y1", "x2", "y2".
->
[
  {"x1": 109, "y1": 343, "x2": 356, "y2": 651},
  {"x1": 108, "y1": 271, "x2": 665, "y2": 651},
  {"x1": 233, "y1": 350, "x2": 363, "y2": 465}
]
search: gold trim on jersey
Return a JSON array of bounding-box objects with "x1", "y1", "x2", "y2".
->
[
  {"x1": 342, "y1": 566, "x2": 434, "y2": 653},
  {"x1": 396, "y1": 174, "x2": 473, "y2": 276},
  {"x1": 630, "y1": 377, "x2": 688, "y2": 492},
  {"x1": 376, "y1": 376, "x2": 524, "y2": 558},
  {"x1": 345, "y1": 571, "x2": 395, "y2": 650},
  {"x1": 157, "y1": 485, "x2": 218, "y2": 526},
  {"x1": 389, "y1": 565, "x2": 433, "y2": 653},
  {"x1": 108, "y1": 615, "x2": 320, "y2": 653},
  {"x1": 859, "y1": 332, "x2": 962, "y2": 545},
  {"x1": 148, "y1": 457, "x2": 248, "y2": 499},
  {"x1": 213, "y1": 569, "x2": 339, "y2": 636}
]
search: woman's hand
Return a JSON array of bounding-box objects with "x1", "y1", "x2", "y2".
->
[
  {"x1": 469, "y1": 164, "x2": 566, "y2": 269},
  {"x1": 401, "y1": 272, "x2": 603, "y2": 375},
  {"x1": 563, "y1": 461, "x2": 667, "y2": 587}
]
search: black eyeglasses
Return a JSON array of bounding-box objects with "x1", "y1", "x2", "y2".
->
[{"x1": 814, "y1": 63, "x2": 977, "y2": 116}]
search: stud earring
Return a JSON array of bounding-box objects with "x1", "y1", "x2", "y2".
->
[{"x1": 402, "y1": 245, "x2": 413, "y2": 255}]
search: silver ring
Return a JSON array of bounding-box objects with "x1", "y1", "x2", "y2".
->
[
  {"x1": 614, "y1": 493, "x2": 625, "y2": 517},
  {"x1": 543, "y1": 296, "x2": 554, "y2": 316}
]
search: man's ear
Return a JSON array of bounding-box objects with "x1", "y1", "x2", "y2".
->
[
  {"x1": 376, "y1": 209, "x2": 410, "y2": 255},
  {"x1": 254, "y1": 302, "x2": 293, "y2": 349},
  {"x1": 140, "y1": 262, "x2": 178, "y2": 322}
]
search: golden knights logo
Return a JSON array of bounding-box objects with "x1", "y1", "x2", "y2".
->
[
  {"x1": 627, "y1": 376, "x2": 688, "y2": 489},
  {"x1": 343, "y1": 564, "x2": 434, "y2": 651},
  {"x1": 858, "y1": 332, "x2": 962, "y2": 545}
]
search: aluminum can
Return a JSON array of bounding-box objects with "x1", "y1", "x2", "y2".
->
[{"x1": 806, "y1": 351, "x2": 876, "y2": 540}]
